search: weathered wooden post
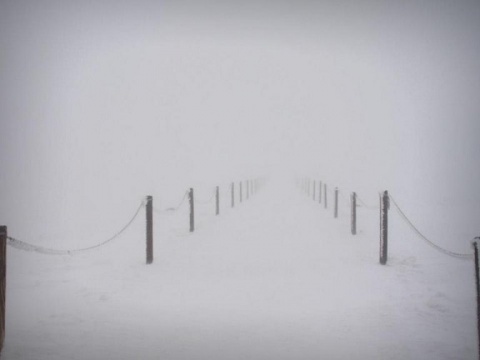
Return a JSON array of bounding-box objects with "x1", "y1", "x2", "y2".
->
[
  {"x1": 0, "y1": 226, "x2": 6, "y2": 351},
  {"x1": 380, "y1": 190, "x2": 389, "y2": 265},
  {"x1": 324, "y1": 183, "x2": 327, "y2": 209},
  {"x1": 215, "y1": 186, "x2": 220, "y2": 216},
  {"x1": 472, "y1": 238, "x2": 480, "y2": 360},
  {"x1": 231, "y1": 182, "x2": 235, "y2": 208},
  {"x1": 189, "y1": 188, "x2": 195, "y2": 232},
  {"x1": 351, "y1": 192, "x2": 357, "y2": 235},
  {"x1": 146, "y1": 196, "x2": 153, "y2": 264},
  {"x1": 334, "y1": 187, "x2": 339, "y2": 218}
]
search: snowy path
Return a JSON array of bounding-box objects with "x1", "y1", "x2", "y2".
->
[{"x1": 3, "y1": 179, "x2": 477, "y2": 359}]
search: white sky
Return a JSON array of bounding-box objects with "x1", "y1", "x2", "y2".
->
[{"x1": 1, "y1": 0, "x2": 479, "y2": 241}]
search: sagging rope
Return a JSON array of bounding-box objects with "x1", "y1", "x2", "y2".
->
[
  {"x1": 153, "y1": 191, "x2": 189, "y2": 214},
  {"x1": 389, "y1": 194, "x2": 473, "y2": 260},
  {"x1": 7, "y1": 199, "x2": 146, "y2": 255}
]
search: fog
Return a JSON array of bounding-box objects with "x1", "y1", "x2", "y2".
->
[{"x1": 1, "y1": 0, "x2": 479, "y2": 244}]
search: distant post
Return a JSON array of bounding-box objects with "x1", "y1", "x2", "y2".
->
[
  {"x1": 215, "y1": 186, "x2": 220, "y2": 216},
  {"x1": 0, "y1": 226, "x2": 6, "y2": 351},
  {"x1": 334, "y1": 187, "x2": 339, "y2": 218},
  {"x1": 189, "y1": 188, "x2": 195, "y2": 232},
  {"x1": 146, "y1": 196, "x2": 153, "y2": 264},
  {"x1": 351, "y1": 192, "x2": 357, "y2": 235},
  {"x1": 380, "y1": 190, "x2": 389, "y2": 265}
]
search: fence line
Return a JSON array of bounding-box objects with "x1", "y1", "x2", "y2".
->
[{"x1": 297, "y1": 177, "x2": 474, "y2": 261}]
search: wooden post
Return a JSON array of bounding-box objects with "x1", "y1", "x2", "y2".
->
[
  {"x1": 319, "y1": 181, "x2": 322, "y2": 204},
  {"x1": 146, "y1": 196, "x2": 153, "y2": 264},
  {"x1": 324, "y1": 183, "x2": 327, "y2": 209},
  {"x1": 0, "y1": 226, "x2": 6, "y2": 351},
  {"x1": 351, "y1": 192, "x2": 357, "y2": 235},
  {"x1": 231, "y1": 182, "x2": 235, "y2": 208},
  {"x1": 313, "y1": 180, "x2": 316, "y2": 201},
  {"x1": 334, "y1": 187, "x2": 339, "y2": 218},
  {"x1": 189, "y1": 188, "x2": 195, "y2": 232},
  {"x1": 215, "y1": 186, "x2": 220, "y2": 215},
  {"x1": 240, "y1": 181, "x2": 243, "y2": 203},
  {"x1": 472, "y1": 238, "x2": 480, "y2": 360},
  {"x1": 380, "y1": 190, "x2": 389, "y2": 265}
]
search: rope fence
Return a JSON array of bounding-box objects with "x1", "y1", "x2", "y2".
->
[
  {"x1": 4, "y1": 178, "x2": 266, "y2": 261},
  {"x1": 297, "y1": 177, "x2": 475, "y2": 262}
]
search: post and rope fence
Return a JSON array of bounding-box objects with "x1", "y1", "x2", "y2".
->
[
  {"x1": 0, "y1": 176, "x2": 267, "y2": 356},
  {"x1": 299, "y1": 177, "x2": 479, "y2": 357},
  {"x1": 296, "y1": 177, "x2": 474, "y2": 263}
]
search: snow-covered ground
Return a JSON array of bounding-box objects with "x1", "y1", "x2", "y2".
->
[{"x1": 3, "y1": 178, "x2": 477, "y2": 360}]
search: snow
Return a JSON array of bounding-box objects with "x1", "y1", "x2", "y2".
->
[{"x1": 3, "y1": 178, "x2": 477, "y2": 360}]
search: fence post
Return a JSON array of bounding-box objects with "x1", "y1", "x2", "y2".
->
[
  {"x1": 231, "y1": 182, "x2": 235, "y2": 208},
  {"x1": 0, "y1": 226, "x2": 6, "y2": 351},
  {"x1": 319, "y1": 181, "x2": 322, "y2": 204},
  {"x1": 379, "y1": 190, "x2": 389, "y2": 265},
  {"x1": 473, "y1": 238, "x2": 480, "y2": 360},
  {"x1": 240, "y1": 181, "x2": 243, "y2": 203},
  {"x1": 351, "y1": 192, "x2": 357, "y2": 235},
  {"x1": 215, "y1": 186, "x2": 220, "y2": 216},
  {"x1": 146, "y1": 196, "x2": 153, "y2": 264},
  {"x1": 334, "y1": 187, "x2": 339, "y2": 218},
  {"x1": 324, "y1": 183, "x2": 327, "y2": 209},
  {"x1": 189, "y1": 188, "x2": 195, "y2": 232},
  {"x1": 313, "y1": 180, "x2": 316, "y2": 201}
]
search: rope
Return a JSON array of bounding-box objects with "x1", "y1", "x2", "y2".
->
[
  {"x1": 389, "y1": 194, "x2": 473, "y2": 260},
  {"x1": 153, "y1": 191, "x2": 189, "y2": 214},
  {"x1": 7, "y1": 199, "x2": 146, "y2": 255}
]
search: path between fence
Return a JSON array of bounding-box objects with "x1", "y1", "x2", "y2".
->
[{"x1": 3, "y1": 178, "x2": 476, "y2": 360}]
